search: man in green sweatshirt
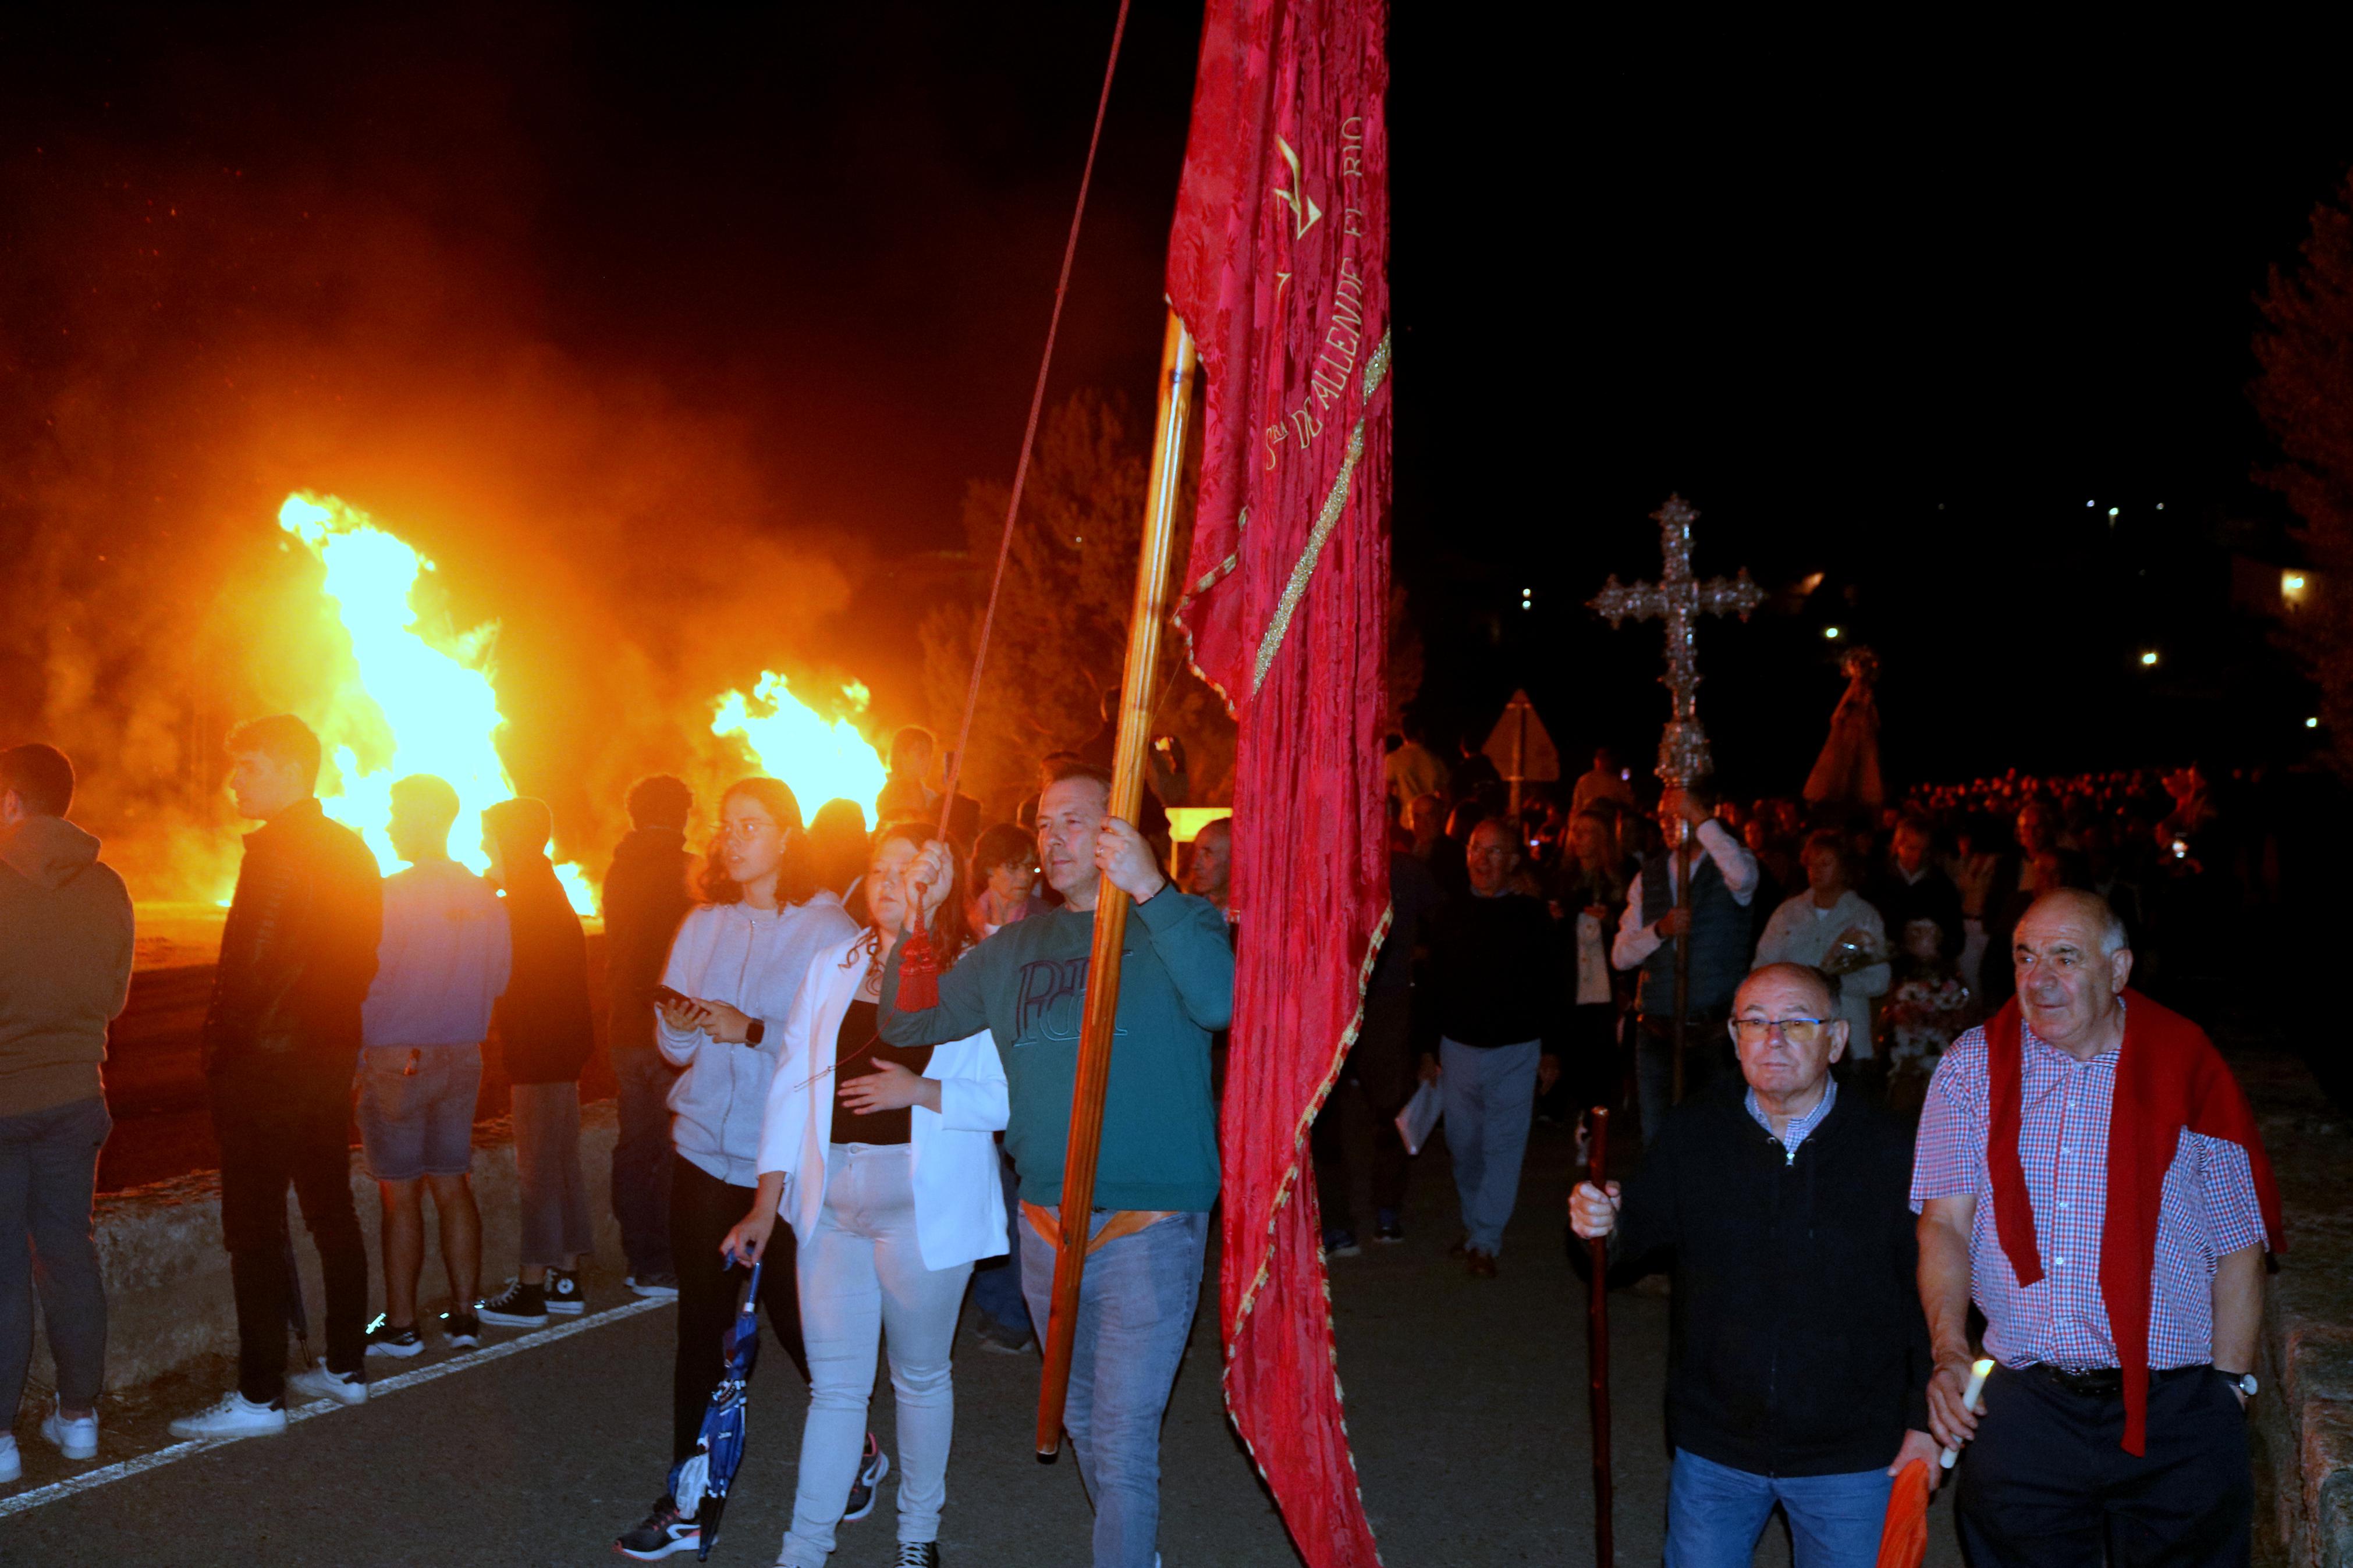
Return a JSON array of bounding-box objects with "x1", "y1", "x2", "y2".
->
[
  {"x1": 0, "y1": 744, "x2": 133, "y2": 1479},
  {"x1": 883, "y1": 758, "x2": 1231, "y2": 1568}
]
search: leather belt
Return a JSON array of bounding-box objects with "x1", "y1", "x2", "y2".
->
[{"x1": 2030, "y1": 1362, "x2": 2212, "y2": 1398}]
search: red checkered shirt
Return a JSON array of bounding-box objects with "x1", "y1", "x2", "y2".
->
[{"x1": 1910, "y1": 1008, "x2": 2270, "y2": 1371}]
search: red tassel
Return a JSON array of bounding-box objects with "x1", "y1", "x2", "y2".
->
[{"x1": 896, "y1": 897, "x2": 941, "y2": 1010}]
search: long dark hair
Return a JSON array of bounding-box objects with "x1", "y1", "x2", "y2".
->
[
  {"x1": 847, "y1": 819, "x2": 974, "y2": 971},
  {"x1": 700, "y1": 777, "x2": 818, "y2": 908}
]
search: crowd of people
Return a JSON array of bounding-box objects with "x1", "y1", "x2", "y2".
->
[{"x1": 0, "y1": 707, "x2": 2301, "y2": 1566}]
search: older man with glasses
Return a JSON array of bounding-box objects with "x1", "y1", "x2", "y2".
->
[{"x1": 1574, "y1": 961, "x2": 1939, "y2": 1566}]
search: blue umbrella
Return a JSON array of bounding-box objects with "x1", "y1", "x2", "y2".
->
[{"x1": 669, "y1": 1257, "x2": 765, "y2": 1561}]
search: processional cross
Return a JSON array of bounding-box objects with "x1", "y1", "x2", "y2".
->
[
  {"x1": 1589, "y1": 494, "x2": 1763, "y2": 790},
  {"x1": 1589, "y1": 493, "x2": 1761, "y2": 1103}
]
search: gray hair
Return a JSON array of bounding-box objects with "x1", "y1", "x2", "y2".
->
[
  {"x1": 1737, "y1": 961, "x2": 1841, "y2": 1014},
  {"x1": 2025, "y1": 888, "x2": 2130, "y2": 957}
]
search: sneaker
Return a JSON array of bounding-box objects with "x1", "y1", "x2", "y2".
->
[
  {"x1": 289, "y1": 1359, "x2": 368, "y2": 1407},
  {"x1": 626, "y1": 1272, "x2": 681, "y2": 1299},
  {"x1": 974, "y1": 1316, "x2": 1035, "y2": 1355},
  {"x1": 614, "y1": 1494, "x2": 701, "y2": 1560},
  {"x1": 1323, "y1": 1226, "x2": 1361, "y2": 1259},
  {"x1": 545, "y1": 1268, "x2": 586, "y2": 1315},
  {"x1": 478, "y1": 1278, "x2": 548, "y2": 1327},
  {"x1": 843, "y1": 1432, "x2": 889, "y2": 1523},
  {"x1": 895, "y1": 1545, "x2": 942, "y2": 1567},
  {"x1": 1374, "y1": 1210, "x2": 1405, "y2": 1244},
  {"x1": 40, "y1": 1400, "x2": 98, "y2": 1460},
  {"x1": 168, "y1": 1391, "x2": 288, "y2": 1440},
  {"x1": 0, "y1": 1434, "x2": 18, "y2": 1483},
  {"x1": 442, "y1": 1309, "x2": 482, "y2": 1349},
  {"x1": 365, "y1": 1315, "x2": 424, "y2": 1358}
]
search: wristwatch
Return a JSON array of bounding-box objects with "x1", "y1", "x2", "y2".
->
[
  {"x1": 2217, "y1": 1369, "x2": 2258, "y2": 1400},
  {"x1": 745, "y1": 1020, "x2": 766, "y2": 1047}
]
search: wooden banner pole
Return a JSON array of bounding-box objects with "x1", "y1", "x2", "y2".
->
[
  {"x1": 1035, "y1": 309, "x2": 1198, "y2": 1459},
  {"x1": 1587, "y1": 1107, "x2": 1615, "y2": 1566}
]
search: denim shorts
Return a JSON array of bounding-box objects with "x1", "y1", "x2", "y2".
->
[{"x1": 357, "y1": 1044, "x2": 483, "y2": 1182}]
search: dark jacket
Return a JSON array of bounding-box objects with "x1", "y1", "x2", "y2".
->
[
  {"x1": 601, "y1": 827, "x2": 695, "y2": 1054},
  {"x1": 1426, "y1": 890, "x2": 1564, "y2": 1048},
  {"x1": 1609, "y1": 1077, "x2": 1932, "y2": 1477},
  {"x1": 1635, "y1": 847, "x2": 1748, "y2": 1016},
  {"x1": 0, "y1": 815, "x2": 134, "y2": 1116},
  {"x1": 1866, "y1": 861, "x2": 1965, "y2": 961},
  {"x1": 495, "y1": 857, "x2": 596, "y2": 1085},
  {"x1": 203, "y1": 797, "x2": 382, "y2": 1076}
]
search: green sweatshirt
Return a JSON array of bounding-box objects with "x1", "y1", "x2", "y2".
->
[{"x1": 882, "y1": 887, "x2": 1232, "y2": 1212}]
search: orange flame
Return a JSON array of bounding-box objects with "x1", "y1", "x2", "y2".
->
[
  {"x1": 277, "y1": 492, "x2": 597, "y2": 913},
  {"x1": 710, "y1": 673, "x2": 886, "y2": 827}
]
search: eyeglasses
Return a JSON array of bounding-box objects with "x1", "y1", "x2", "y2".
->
[
  {"x1": 1730, "y1": 1017, "x2": 1827, "y2": 1045},
  {"x1": 718, "y1": 820, "x2": 780, "y2": 842}
]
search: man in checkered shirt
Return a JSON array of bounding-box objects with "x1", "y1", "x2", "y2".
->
[{"x1": 1914, "y1": 888, "x2": 2270, "y2": 1567}]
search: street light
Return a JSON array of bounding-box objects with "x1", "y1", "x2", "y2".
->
[
  {"x1": 1823, "y1": 625, "x2": 1842, "y2": 640},
  {"x1": 2309, "y1": 717, "x2": 2322, "y2": 730},
  {"x1": 2139, "y1": 650, "x2": 2159, "y2": 667},
  {"x1": 2283, "y1": 571, "x2": 2309, "y2": 603}
]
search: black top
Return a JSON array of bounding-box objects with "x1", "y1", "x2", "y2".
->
[
  {"x1": 829, "y1": 999, "x2": 934, "y2": 1146},
  {"x1": 1605, "y1": 1077, "x2": 1933, "y2": 1477},
  {"x1": 602, "y1": 827, "x2": 694, "y2": 1052},
  {"x1": 1425, "y1": 890, "x2": 1564, "y2": 1047},
  {"x1": 494, "y1": 855, "x2": 595, "y2": 1086},
  {"x1": 1370, "y1": 851, "x2": 1443, "y2": 995},
  {"x1": 204, "y1": 797, "x2": 383, "y2": 1076}
]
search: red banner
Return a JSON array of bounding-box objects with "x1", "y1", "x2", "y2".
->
[{"x1": 1167, "y1": 2, "x2": 1389, "y2": 1563}]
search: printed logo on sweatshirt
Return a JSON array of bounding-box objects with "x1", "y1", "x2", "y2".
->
[{"x1": 1012, "y1": 954, "x2": 1128, "y2": 1047}]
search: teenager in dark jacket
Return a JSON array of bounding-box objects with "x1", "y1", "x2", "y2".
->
[
  {"x1": 1573, "y1": 962, "x2": 1937, "y2": 1564},
  {"x1": 172, "y1": 714, "x2": 384, "y2": 1438},
  {"x1": 478, "y1": 797, "x2": 598, "y2": 1327},
  {"x1": 602, "y1": 775, "x2": 697, "y2": 1296}
]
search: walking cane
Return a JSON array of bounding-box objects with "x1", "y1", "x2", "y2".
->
[{"x1": 1586, "y1": 1106, "x2": 1614, "y2": 1567}]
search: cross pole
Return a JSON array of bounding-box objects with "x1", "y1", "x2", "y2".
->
[{"x1": 1588, "y1": 494, "x2": 1762, "y2": 1103}]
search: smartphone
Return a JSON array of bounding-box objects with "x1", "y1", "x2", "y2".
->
[{"x1": 651, "y1": 984, "x2": 695, "y2": 1009}]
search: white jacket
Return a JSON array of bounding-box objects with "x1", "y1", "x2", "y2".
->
[
  {"x1": 755, "y1": 931, "x2": 1009, "y2": 1271},
  {"x1": 657, "y1": 894, "x2": 861, "y2": 1186}
]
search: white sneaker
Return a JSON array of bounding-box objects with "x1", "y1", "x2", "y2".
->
[
  {"x1": 288, "y1": 1360, "x2": 368, "y2": 1407},
  {"x1": 40, "y1": 1400, "x2": 97, "y2": 1460},
  {"x1": 0, "y1": 1433, "x2": 19, "y2": 1483},
  {"x1": 168, "y1": 1391, "x2": 288, "y2": 1440}
]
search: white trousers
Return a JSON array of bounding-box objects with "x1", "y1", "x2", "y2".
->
[{"x1": 779, "y1": 1142, "x2": 973, "y2": 1565}]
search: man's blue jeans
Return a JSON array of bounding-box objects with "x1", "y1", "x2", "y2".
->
[
  {"x1": 609, "y1": 1046, "x2": 679, "y2": 1277},
  {"x1": 967, "y1": 1142, "x2": 1027, "y2": 1334},
  {"x1": 0, "y1": 1095, "x2": 111, "y2": 1417},
  {"x1": 1438, "y1": 1037, "x2": 1541, "y2": 1254},
  {"x1": 1020, "y1": 1208, "x2": 1211, "y2": 1568},
  {"x1": 1666, "y1": 1446, "x2": 1893, "y2": 1568}
]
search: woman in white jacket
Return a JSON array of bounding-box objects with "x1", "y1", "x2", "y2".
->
[
  {"x1": 726, "y1": 820, "x2": 1008, "y2": 1568},
  {"x1": 615, "y1": 777, "x2": 865, "y2": 1564}
]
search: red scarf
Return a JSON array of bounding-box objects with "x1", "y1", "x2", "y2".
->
[{"x1": 1985, "y1": 990, "x2": 2283, "y2": 1455}]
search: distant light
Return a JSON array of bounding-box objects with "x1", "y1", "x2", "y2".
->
[
  {"x1": 2155, "y1": 502, "x2": 2166, "y2": 511},
  {"x1": 2284, "y1": 571, "x2": 2308, "y2": 598},
  {"x1": 1823, "y1": 625, "x2": 1843, "y2": 640},
  {"x1": 2107, "y1": 507, "x2": 2120, "y2": 519},
  {"x1": 2308, "y1": 716, "x2": 2322, "y2": 729},
  {"x1": 2139, "y1": 650, "x2": 2159, "y2": 667},
  {"x1": 2085, "y1": 500, "x2": 2095, "y2": 508}
]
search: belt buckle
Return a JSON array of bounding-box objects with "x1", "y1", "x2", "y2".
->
[{"x1": 2051, "y1": 1366, "x2": 2122, "y2": 1398}]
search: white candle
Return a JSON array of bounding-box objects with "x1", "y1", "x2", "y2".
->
[{"x1": 1941, "y1": 1358, "x2": 1996, "y2": 1469}]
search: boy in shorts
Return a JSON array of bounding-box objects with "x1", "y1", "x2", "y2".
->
[{"x1": 357, "y1": 776, "x2": 510, "y2": 1355}]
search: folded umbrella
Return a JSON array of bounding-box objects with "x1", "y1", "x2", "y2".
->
[
  {"x1": 671, "y1": 1257, "x2": 765, "y2": 1562},
  {"x1": 1876, "y1": 1457, "x2": 1930, "y2": 1568}
]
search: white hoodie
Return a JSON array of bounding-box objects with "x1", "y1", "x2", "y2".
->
[
  {"x1": 657, "y1": 893, "x2": 860, "y2": 1186},
  {"x1": 757, "y1": 930, "x2": 1009, "y2": 1271}
]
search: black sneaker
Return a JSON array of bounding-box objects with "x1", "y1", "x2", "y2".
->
[
  {"x1": 478, "y1": 1278, "x2": 548, "y2": 1327},
  {"x1": 895, "y1": 1544, "x2": 941, "y2": 1567},
  {"x1": 364, "y1": 1315, "x2": 424, "y2": 1359},
  {"x1": 843, "y1": 1431, "x2": 889, "y2": 1523},
  {"x1": 615, "y1": 1494, "x2": 700, "y2": 1560},
  {"x1": 441, "y1": 1309, "x2": 481, "y2": 1349},
  {"x1": 1374, "y1": 1210, "x2": 1405, "y2": 1244},
  {"x1": 974, "y1": 1316, "x2": 1035, "y2": 1355},
  {"x1": 545, "y1": 1268, "x2": 585, "y2": 1316},
  {"x1": 1323, "y1": 1226, "x2": 1361, "y2": 1259}
]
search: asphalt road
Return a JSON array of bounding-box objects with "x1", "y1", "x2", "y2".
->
[{"x1": 7, "y1": 1112, "x2": 1965, "y2": 1566}]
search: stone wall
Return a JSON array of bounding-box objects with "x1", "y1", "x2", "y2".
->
[
  {"x1": 2243, "y1": 1054, "x2": 2353, "y2": 1568},
  {"x1": 32, "y1": 1102, "x2": 624, "y2": 1396}
]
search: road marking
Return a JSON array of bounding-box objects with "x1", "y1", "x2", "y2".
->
[{"x1": 0, "y1": 1296, "x2": 674, "y2": 1519}]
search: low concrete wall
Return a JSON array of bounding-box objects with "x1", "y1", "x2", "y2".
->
[
  {"x1": 30, "y1": 1101, "x2": 626, "y2": 1398},
  {"x1": 2243, "y1": 1055, "x2": 2353, "y2": 1568}
]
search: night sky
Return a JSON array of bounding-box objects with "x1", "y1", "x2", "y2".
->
[{"x1": 5, "y1": 10, "x2": 2349, "y2": 844}]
